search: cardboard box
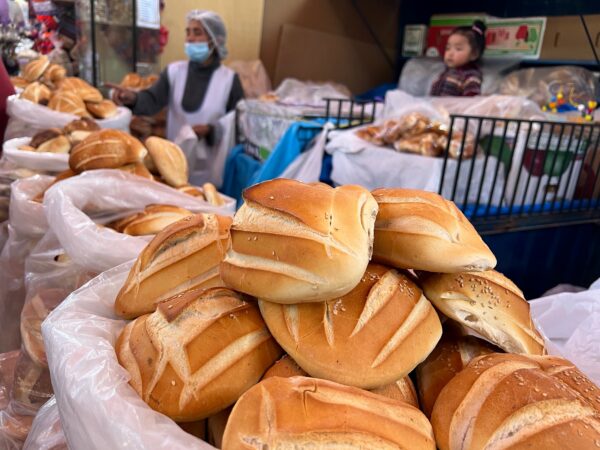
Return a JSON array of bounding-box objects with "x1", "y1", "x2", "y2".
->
[{"x1": 541, "y1": 15, "x2": 600, "y2": 61}]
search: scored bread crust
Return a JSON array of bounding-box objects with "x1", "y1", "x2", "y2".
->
[
  {"x1": 69, "y1": 129, "x2": 146, "y2": 172},
  {"x1": 221, "y1": 376, "x2": 436, "y2": 449},
  {"x1": 115, "y1": 214, "x2": 232, "y2": 319},
  {"x1": 431, "y1": 353, "x2": 600, "y2": 450},
  {"x1": 20, "y1": 82, "x2": 51, "y2": 104},
  {"x1": 23, "y1": 56, "x2": 50, "y2": 82},
  {"x1": 419, "y1": 270, "x2": 546, "y2": 355},
  {"x1": 86, "y1": 99, "x2": 118, "y2": 119},
  {"x1": 48, "y1": 91, "x2": 91, "y2": 118},
  {"x1": 259, "y1": 263, "x2": 442, "y2": 389},
  {"x1": 57, "y1": 77, "x2": 103, "y2": 103},
  {"x1": 220, "y1": 179, "x2": 379, "y2": 304},
  {"x1": 116, "y1": 287, "x2": 282, "y2": 421},
  {"x1": 372, "y1": 188, "x2": 496, "y2": 273},
  {"x1": 145, "y1": 136, "x2": 189, "y2": 187},
  {"x1": 114, "y1": 204, "x2": 194, "y2": 236}
]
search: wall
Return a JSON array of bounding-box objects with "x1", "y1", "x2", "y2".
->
[{"x1": 159, "y1": 0, "x2": 264, "y2": 69}]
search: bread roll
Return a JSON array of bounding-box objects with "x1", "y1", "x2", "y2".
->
[
  {"x1": 115, "y1": 214, "x2": 232, "y2": 319},
  {"x1": 69, "y1": 129, "x2": 144, "y2": 172},
  {"x1": 42, "y1": 63, "x2": 66, "y2": 83},
  {"x1": 20, "y1": 288, "x2": 66, "y2": 367},
  {"x1": 222, "y1": 376, "x2": 436, "y2": 449},
  {"x1": 30, "y1": 128, "x2": 62, "y2": 148},
  {"x1": 112, "y1": 205, "x2": 194, "y2": 236},
  {"x1": 141, "y1": 74, "x2": 159, "y2": 89},
  {"x1": 23, "y1": 56, "x2": 50, "y2": 82},
  {"x1": 419, "y1": 270, "x2": 545, "y2": 355},
  {"x1": 20, "y1": 81, "x2": 51, "y2": 104},
  {"x1": 57, "y1": 77, "x2": 103, "y2": 103},
  {"x1": 63, "y1": 117, "x2": 101, "y2": 144},
  {"x1": 10, "y1": 76, "x2": 29, "y2": 89},
  {"x1": 416, "y1": 322, "x2": 497, "y2": 417},
  {"x1": 221, "y1": 179, "x2": 378, "y2": 304},
  {"x1": 114, "y1": 130, "x2": 147, "y2": 161},
  {"x1": 177, "y1": 185, "x2": 205, "y2": 200},
  {"x1": 431, "y1": 353, "x2": 600, "y2": 450},
  {"x1": 372, "y1": 189, "x2": 496, "y2": 273},
  {"x1": 116, "y1": 162, "x2": 154, "y2": 180},
  {"x1": 120, "y1": 72, "x2": 142, "y2": 89},
  {"x1": 202, "y1": 182, "x2": 224, "y2": 206},
  {"x1": 144, "y1": 136, "x2": 188, "y2": 187},
  {"x1": 48, "y1": 90, "x2": 90, "y2": 117},
  {"x1": 262, "y1": 354, "x2": 308, "y2": 379},
  {"x1": 85, "y1": 99, "x2": 117, "y2": 119},
  {"x1": 37, "y1": 135, "x2": 71, "y2": 154},
  {"x1": 259, "y1": 264, "x2": 441, "y2": 388},
  {"x1": 116, "y1": 287, "x2": 282, "y2": 421}
]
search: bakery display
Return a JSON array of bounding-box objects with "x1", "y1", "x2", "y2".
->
[
  {"x1": 220, "y1": 179, "x2": 378, "y2": 304},
  {"x1": 48, "y1": 90, "x2": 90, "y2": 118},
  {"x1": 419, "y1": 270, "x2": 546, "y2": 355},
  {"x1": 371, "y1": 188, "x2": 497, "y2": 273},
  {"x1": 115, "y1": 287, "x2": 282, "y2": 421},
  {"x1": 259, "y1": 263, "x2": 442, "y2": 388},
  {"x1": 144, "y1": 137, "x2": 188, "y2": 188},
  {"x1": 431, "y1": 353, "x2": 600, "y2": 450},
  {"x1": 115, "y1": 214, "x2": 232, "y2": 319},
  {"x1": 69, "y1": 129, "x2": 146, "y2": 172},
  {"x1": 108, "y1": 204, "x2": 194, "y2": 236},
  {"x1": 20, "y1": 82, "x2": 51, "y2": 105},
  {"x1": 221, "y1": 376, "x2": 436, "y2": 449}
]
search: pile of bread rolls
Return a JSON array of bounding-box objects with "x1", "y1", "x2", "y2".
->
[
  {"x1": 113, "y1": 179, "x2": 600, "y2": 449},
  {"x1": 119, "y1": 72, "x2": 159, "y2": 91},
  {"x1": 13, "y1": 56, "x2": 119, "y2": 120}
]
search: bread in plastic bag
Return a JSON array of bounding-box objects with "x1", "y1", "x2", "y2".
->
[
  {"x1": 5, "y1": 95, "x2": 132, "y2": 141},
  {"x1": 269, "y1": 78, "x2": 350, "y2": 108},
  {"x1": 43, "y1": 170, "x2": 235, "y2": 274},
  {"x1": 3, "y1": 138, "x2": 69, "y2": 174},
  {"x1": 42, "y1": 263, "x2": 215, "y2": 449},
  {"x1": 228, "y1": 60, "x2": 272, "y2": 99},
  {"x1": 23, "y1": 397, "x2": 66, "y2": 450}
]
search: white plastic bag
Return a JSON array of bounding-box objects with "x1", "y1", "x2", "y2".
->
[
  {"x1": 2, "y1": 138, "x2": 69, "y2": 174},
  {"x1": 530, "y1": 281, "x2": 600, "y2": 386},
  {"x1": 43, "y1": 170, "x2": 235, "y2": 273},
  {"x1": 23, "y1": 397, "x2": 66, "y2": 450},
  {"x1": 5, "y1": 95, "x2": 132, "y2": 140},
  {"x1": 42, "y1": 263, "x2": 215, "y2": 450}
]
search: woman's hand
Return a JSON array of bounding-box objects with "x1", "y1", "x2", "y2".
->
[
  {"x1": 192, "y1": 124, "x2": 212, "y2": 139},
  {"x1": 111, "y1": 87, "x2": 137, "y2": 106}
]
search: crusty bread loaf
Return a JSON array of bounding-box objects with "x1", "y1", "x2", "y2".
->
[
  {"x1": 85, "y1": 99, "x2": 117, "y2": 119},
  {"x1": 120, "y1": 72, "x2": 142, "y2": 89},
  {"x1": 416, "y1": 322, "x2": 497, "y2": 417},
  {"x1": 431, "y1": 353, "x2": 600, "y2": 450},
  {"x1": 37, "y1": 135, "x2": 71, "y2": 154},
  {"x1": 48, "y1": 90, "x2": 90, "y2": 117},
  {"x1": 262, "y1": 354, "x2": 308, "y2": 379},
  {"x1": 23, "y1": 56, "x2": 50, "y2": 82},
  {"x1": 419, "y1": 270, "x2": 546, "y2": 355},
  {"x1": 10, "y1": 76, "x2": 30, "y2": 89},
  {"x1": 115, "y1": 214, "x2": 232, "y2": 319},
  {"x1": 116, "y1": 287, "x2": 282, "y2": 421},
  {"x1": 21, "y1": 81, "x2": 52, "y2": 104},
  {"x1": 116, "y1": 162, "x2": 154, "y2": 180},
  {"x1": 30, "y1": 128, "x2": 62, "y2": 148},
  {"x1": 202, "y1": 183, "x2": 224, "y2": 206},
  {"x1": 57, "y1": 77, "x2": 103, "y2": 103},
  {"x1": 177, "y1": 185, "x2": 205, "y2": 200},
  {"x1": 144, "y1": 136, "x2": 188, "y2": 187},
  {"x1": 115, "y1": 130, "x2": 147, "y2": 161},
  {"x1": 222, "y1": 376, "x2": 436, "y2": 449},
  {"x1": 69, "y1": 129, "x2": 145, "y2": 172},
  {"x1": 111, "y1": 204, "x2": 194, "y2": 236},
  {"x1": 372, "y1": 189, "x2": 496, "y2": 273},
  {"x1": 42, "y1": 64, "x2": 66, "y2": 83},
  {"x1": 20, "y1": 288, "x2": 66, "y2": 367},
  {"x1": 221, "y1": 179, "x2": 378, "y2": 304},
  {"x1": 259, "y1": 264, "x2": 442, "y2": 388},
  {"x1": 63, "y1": 117, "x2": 101, "y2": 144}
]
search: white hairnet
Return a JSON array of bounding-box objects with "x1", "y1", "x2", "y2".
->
[{"x1": 186, "y1": 10, "x2": 228, "y2": 60}]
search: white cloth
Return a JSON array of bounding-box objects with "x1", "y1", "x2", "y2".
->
[{"x1": 167, "y1": 61, "x2": 235, "y2": 186}]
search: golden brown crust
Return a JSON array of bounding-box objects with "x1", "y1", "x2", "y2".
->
[
  {"x1": 144, "y1": 136, "x2": 188, "y2": 187},
  {"x1": 20, "y1": 81, "x2": 52, "y2": 104},
  {"x1": 177, "y1": 185, "x2": 205, "y2": 200},
  {"x1": 30, "y1": 128, "x2": 63, "y2": 148},
  {"x1": 11, "y1": 76, "x2": 30, "y2": 89},
  {"x1": 48, "y1": 90, "x2": 91, "y2": 118},
  {"x1": 222, "y1": 376, "x2": 436, "y2": 449},
  {"x1": 69, "y1": 129, "x2": 132, "y2": 172},
  {"x1": 202, "y1": 183, "x2": 224, "y2": 206},
  {"x1": 85, "y1": 99, "x2": 118, "y2": 119},
  {"x1": 115, "y1": 162, "x2": 154, "y2": 180},
  {"x1": 116, "y1": 287, "x2": 282, "y2": 421},
  {"x1": 262, "y1": 354, "x2": 308, "y2": 380},
  {"x1": 110, "y1": 204, "x2": 193, "y2": 236},
  {"x1": 23, "y1": 56, "x2": 50, "y2": 82},
  {"x1": 57, "y1": 77, "x2": 103, "y2": 103}
]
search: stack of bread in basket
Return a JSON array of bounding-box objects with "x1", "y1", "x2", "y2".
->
[{"x1": 112, "y1": 179, "x2": 600, "y2": 449}]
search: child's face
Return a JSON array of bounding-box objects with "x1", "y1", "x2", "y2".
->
[{"x1": 444, "y1": 34, "x2": 474, "y2": 68}]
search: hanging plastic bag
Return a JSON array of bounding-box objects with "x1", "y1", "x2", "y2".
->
[
  {"x1": 42, "y1": 263, "x2": 215, "y2": 450},
  {"x1": 43, "y1": 170, "x2": 235, "y2": 274},
  {"x1": 23, "y1": 397, "x2": 66, "y2": 450},
  {"x1": 5, "y1": 95, "x2": 132, "y2": 140},
  {"x1": 2, "y1": 138, "x2": 69, "y2": 174}
]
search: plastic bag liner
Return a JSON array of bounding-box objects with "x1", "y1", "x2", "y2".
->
[
  {"x1": 43, "y1": 170, "x2": 235, "y2": 274},
  {"x1": 42, "y1": 263, "x2": 215, "y2": 450},
  {"x1": 0, "y1": 176, "x2": 53, "y2": 353},
  {"x1": 530, "y1": 281, "x2": 600, "y2": 386},
  {"x1": 3, "y1": 138, "x2": 69, "y2": 173},
  {"x1": 23, "y1": 397, "x2": 66, "y2": 450},
  {"x1": 5, "y1": 95, "x2": 132, "y2": 140}
]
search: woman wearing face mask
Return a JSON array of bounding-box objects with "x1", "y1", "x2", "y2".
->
[{"x1": 113, "y1": 10, "x2": 244, "y2": 184}]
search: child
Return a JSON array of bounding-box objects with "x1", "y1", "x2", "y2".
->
[{"x1": 430, "y1": 20, "x2": 486, "y2": 97}]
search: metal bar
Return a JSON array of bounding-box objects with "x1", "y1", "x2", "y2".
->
[
  {"x1": 557, "y1": 125, "x2": 584, "y2": 213},
  {"x1": 90, "y1": 0, "x2": 97, "y2": 86},
  {"x1": 581, "y1": 15, "x2": 600, "y2": 65},
  {"x1": 542, "y1": 123, "x2": 567, "y2": 209},
  {"x1": 529, "y1": 123, "x2": 558, "y2": 214},
  {"x1": 450, "y1": 118, "x2": 469, "y2": 205},
  {"x1": 518, "y1": 122, "x2": 545, "y2": 216},
  {"x1": 132, "y1": 0, "x2": 138, "y2": 72},
  {"x1": 497, "y1": 120, "x2": 523, "y2": 218},
  {"x1": 337, "y1": 100, "x2": 343, "y2": 127},
  {"x1": 549, "y1": 124, "x2": 576, "y2": 213},
  {"x1": 568, "y1": 125, "x2": 594, "y2": 213},
  {"x1": 508, "y1": 121, "x2": 533, "y2": 215},
  {"x1": 359, "y1": 102, "x2": 365, "y2": 127},
  {"x1": 484, "y1": 119, "x2": 511, "y2": 217},
  {"x1": 472, "y1": 119, "x2": 497, "y2": 220},
  {"x1": 462, "y1": 118, "x2": 484, "y2": 211},
  {"x1": 325, "y1": 99, "x2": 331, "y2": 123},
  {"x1": 587, "y1": 126, "x2": 600, "y2": 210},
  {"x1": 438, "y1": 116, "x2": 455, "y2": 195},
  {"x1": 351, "y1": 0, "x2": 395, "y2": 70}
]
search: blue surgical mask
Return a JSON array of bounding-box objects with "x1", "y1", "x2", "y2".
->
[{"x1": 185, "y1": 42, "x2": 211, "y2": 62}]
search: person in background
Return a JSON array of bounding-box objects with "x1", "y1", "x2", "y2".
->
[
  {"x1": 0, "y1": 58, "x2": 15, "y2": 144},
  {"x1": 113, "y1": 9, "x2": 243, "y2": 184},
  {"x1": 430, "y1": 20, "x2": 487, "y2": 97}
]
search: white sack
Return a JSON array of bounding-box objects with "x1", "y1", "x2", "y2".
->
[
  {"x1": 2, "y1": 138, "x2": 69, "y2": 174},
  {"x1": 23, "y1": 397, "x2": 66, "y2": 450}
]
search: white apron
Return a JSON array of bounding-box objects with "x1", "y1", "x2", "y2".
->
[{"x1": 167, "y1": 61, "x2": 235, "y2": 185}]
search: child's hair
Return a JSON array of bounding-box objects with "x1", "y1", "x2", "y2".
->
[{"x1": 450, "y1": 20, "x2": 487, "y2": 61}]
